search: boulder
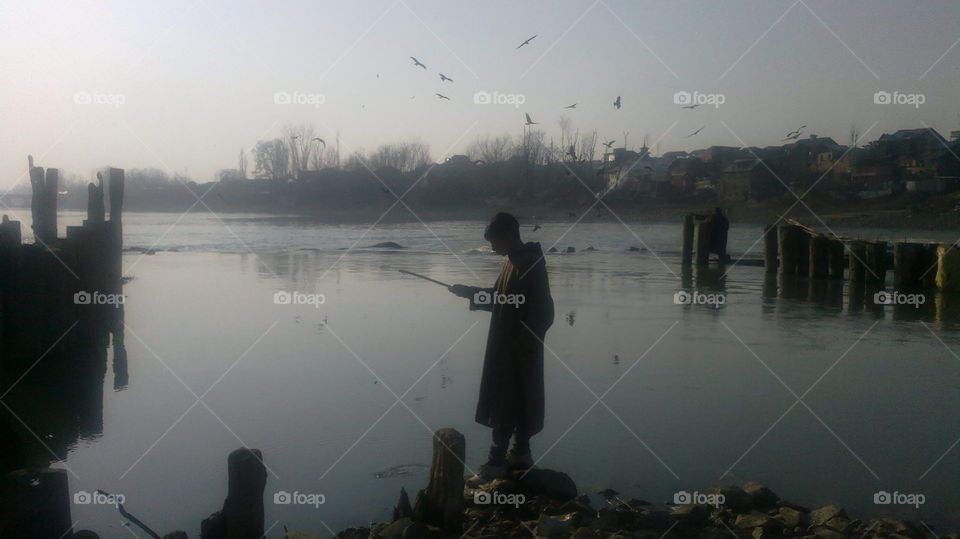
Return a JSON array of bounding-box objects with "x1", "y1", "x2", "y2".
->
[
  {"x1": 565, "y1": 247, "x2": 576, "y2": 253},
  {"x1": 743, "y1": 481, "x2": 779, "y2": 510},
  {"x1": 368, "y1": 242, "x2": 404, "y2": 249},
  {"x1": 710, "y1": 486, "x2": 753, "y2": 513},
  {"x1": 514, "y1": 469, "x2": 577, "y2": 501},
  {"x1": 775, "y1": 506, "x2": 806, "y2": 528},
  {"x1": 280, "y1": 532, "x2": 323, "y2": 539},
  {"x1": 808, "y1": 505, "x2": 846, "y2": 527}
]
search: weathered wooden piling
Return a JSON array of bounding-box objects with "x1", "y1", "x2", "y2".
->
[
  {"x1": 827, "y1": 239, "x2": 845, "y2": 279},
  {"x1": 223, "y1": 448, "x2": 266, "y2": 539},
  {"x1": 808, "y1": 235, "x2": 830, "y2": 278},
  {"x1": 848, "y1": 240, "x2": 867, "y2": 283},
  {"x1": 0, "y1": 216, "x2": 20, "y2": 247},
  {"x1": 681, "y1": 214, "x2": 694, "y2": 265},
  {"x1": 936, "y1": 243, "x2": 960, "y2": 292},
  {"x1": 0, "y1": 468, "x2": 72, "y2": 538},
  {"x1": 865, "y1": 241, "x2": 887, "y2": 284},
  {"x1": 763, "y1": 224, "x2": 778, "y2": 273},
  {"x1": 692, "y1": 218, "x2": 713, "y2": 266},
  {"x1": 777, "y1": 225, "x2": 803, "y2": 275},
  {"x1": 416, "y1": 428, "x2": 465, "y2": 534},
  {"x1": 894, "y1": 242, "x2": 938, "y2": 290}
]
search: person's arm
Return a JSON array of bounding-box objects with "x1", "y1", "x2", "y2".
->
[
  {"x1": 513, "y1": 261, "x2": 554, "y2": 352},
  {"x1": 448, "y1": 284, "x2": 496, "y2": 311}
]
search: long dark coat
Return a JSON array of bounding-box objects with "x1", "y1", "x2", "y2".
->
[{"x1": 470, "y1": 242, "x2": 554, "y2": 435}]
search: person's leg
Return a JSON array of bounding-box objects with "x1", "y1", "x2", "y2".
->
[
  {"x1": 488, "y1": 426, "x2": 512, "y2": 465},
  {"x1": 506, "y1": 409, "x2": 534, "y2": 469}
]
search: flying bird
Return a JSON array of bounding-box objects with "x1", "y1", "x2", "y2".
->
[
  {"x1": 532, "y1": 223, "x2": 541, "y2": 232},
  {"x1": 685, "y1": 126, "x2": 706, "y2": 138},
  {"x1": 565, "y1": 103, "x2": 577, "y2": 109},
  {"x1": 436, "y1": 93, "x2": 450, "y2": 100},
  {"x1": 516, "y1": 35, "x2": 537, "y2": 49},
  {"x1": 681, "y1": 103, "x2": 700, "y2": 110},
  {"x1": 602, "y1": 139, "x2": 615, "y2": 149},
  {"x1": 524, "y1": 113, "x2": 537, "y2": 125},
  {"x1": 783, "y1": 125, "x2": 807, "y2": 140},
  {"x1": 439, "y1": 73, "x2": 453, "y2": 82},
  {"x1": 290, "y1": 135, "x2": 299, "y2": 140},
  {"x1": 312, "y1": 137, "x2": 326, "y2": 147},
  {"x1": 410, "y1": 56, "x2": 427, "y2": 69},
  {"x1": 613, "y1": 96, "x2": 621, "y2": 109}
]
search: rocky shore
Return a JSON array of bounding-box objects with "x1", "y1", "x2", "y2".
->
[{"x1": 316, "y1": 471, "x2": 951, "y2": 539}]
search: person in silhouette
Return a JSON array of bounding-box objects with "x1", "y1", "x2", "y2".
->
[
  {"x1": 449, "y1": 212, "x2": 554, "y2": 485},
  {"x1": 711, "y1": 207, "x2": 731, "y2": 263}
]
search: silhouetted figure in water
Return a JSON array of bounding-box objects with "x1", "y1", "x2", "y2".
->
[
  {"x1": 449, "y1": 212, "x2": 554, "y2": 485},
  {"x1": 712, "y1": 207, "x2": 731, "y2": 263}
]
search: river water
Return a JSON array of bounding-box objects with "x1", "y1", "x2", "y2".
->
[{"x1": 8, "y1": 210, "x2": 960, "y2": 537}]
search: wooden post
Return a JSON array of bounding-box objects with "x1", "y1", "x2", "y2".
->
[
  {"x1": 681, "y1": 214, "x2": 694, "y2": 266},
  {"x1": 827, "y1": 239, "x2": 845, "y2": 279},
  {"x1": 0, "y1": 468, "x2": 72, "y2": 538},
  {"x1": 107, "y1": 168, "x2": 124, "y2": 291},
  {"x1": 0, "y1": 216, "x2": 21, "y2": 247},
  {"x1": 849, "y1": 240, "x2": 867, "y2": 283},
  {"x1": 420, "y1": 428, "x2": 464, "y2": 534},
  {"x1": 763, "y1": 223, "x2": 778, "y2": 273},
  {"x1": 808, "y1": 235, "x2": 830, "y2": 278},
  {"x1": 222, "y1": 448, "x2": 266, "y2": 539},
  {"x1": 797, "y1": 233, "x2": 810, "y2": 275},
  {"x1": 865, "y1": 241, "x2": 887, "y2": 284},
  {"x1": 87, "y1": 177, "x2": 105, "y2": 224},
  {"x1": 777, "y1": 225, "x2": 801, "y2": 275},
  {"x1": 693, "y1": 219, "x2": 711, "y2": 266}
]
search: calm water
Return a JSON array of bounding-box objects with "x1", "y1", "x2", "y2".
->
[{"x1": 9, "y1": 211, "x2": 960, "y2": 537}]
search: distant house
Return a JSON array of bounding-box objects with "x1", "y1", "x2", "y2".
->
[
  {"x1": 718, "y1": 159, "x2": 783, "y2": 201},
  {"x1": 668, "y1": 158, "x2": 709, "y2": 194}
]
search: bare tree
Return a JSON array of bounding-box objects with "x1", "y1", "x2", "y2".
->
[
  {"x1": 367, "y1": 141, "x2": 432, "y2": 173},
  {"x1": 849, "y1": 124, "x2": 861, "y2": 148},
  {"x1": 283, "y1": 124, "x2": 320, "y2": 176},
  {"x1": 238, "y1": 148, "x2": 247, "y2": 180},
  {"x1": 253, "y1": 139, "x2": 290, "y2": 181},
  {"x1": 466, "y1": 134, "x2": 514, "y2": 163}
]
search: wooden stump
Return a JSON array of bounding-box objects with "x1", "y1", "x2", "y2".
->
[
  {"x1": 827, "y1": 239, "x2": 845, "y2": 280},
  {"x1": 223, "y1": 448, "x2": 266, "y2": 539},
  {"x1": 681, "y1": 214, "x2": 694, "y2": 266},
  {"x1": 0, "y1": 468, "x2": 72, "y2": 538},
  {"x1": 421, "y1": 428, "x2": 465, "y2": 534},
  {"x1": 693, "y1": 220, "x2": 712, "y2": 266},
  {"x1": 763, "y1": 224, "x2": 778, "y2": 274},
  {"x1": 777, "y1": 225, "x2": 802, "y2": 275},
  {"x1": 865, "y1": 241, "x2": 887, "y2": 284},
  {"x1": 848, "y1": 240, "x2": 867, "y2": 283},
  {"x1": 808, "y1": 235, "x2": 830, "y2": 279}
]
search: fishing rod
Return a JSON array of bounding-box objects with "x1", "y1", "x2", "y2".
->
[{"x1": 398, "y1": 269, "x2": 451, "y2": 288}]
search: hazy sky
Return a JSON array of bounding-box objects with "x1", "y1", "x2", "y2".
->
[{"x1": 1, "y1": 0, "x2": 958, "y2": 189}]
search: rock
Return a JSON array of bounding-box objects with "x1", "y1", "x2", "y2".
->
[
  {"x1": 548, "y1": 247, "x2": 558, "y2": 253},
  {"x1": 537, "y1": 514, "x2": 576, "y2": 537},
  {"x1": 710, "y1": 486, "x2": 753, "y2": 513},
  {"x1": 280, "y1": 532, "x2": 323, "y2": 539},
  {"x1": 671, "y1": 503, "x2": 709, "y2": 524},
  {"x1": 743, "y1": 481, "x2": 779, "y2": 510},
  {"x1": 571, "y1": 529, "x2": 607, "y2": 539},
  {"x1": 162, "y1": 533, "x2": 189, "y2": 539},
  {"x1": 374, "y1": 517, "x2": 413, "y2": 539},
  {"x1": 514, "y1": 469, "x2": 577, "y2": 501},
  {"x1": 733, "y1": 513, "x2": 777, "y2": 529},
  {"x1": 811, "y1": 526, "x2": 846, "y2": 539},
  {"x1": 368, "y1": 242, "x2": 404, "y2": 249},
  {"x1": 401, "y1": 521, "x2": 438, "y2": 539},
  {"x1": 824, "y1": 516, "x2": 852, "y2": 532},
  {"x1": 72, "y1": 532, "x2": 101, "y2": 539},
  {"x1": 565, "y1": 246, "x2": 576, "y2": 253},
  {"x1": 808, "y1": 505, "x2": 846, "y2": 527},
  {"x1": 584, "y1": 246, "x2": 597, "y2": 251},
  {"x1": 394, "y1": 487, "x2": 413, "y2": 520},
  {"x1": 597, "y1": 488, "x2": 619, "y2": 499},
  {"x1": 333, "y1": 527, "x2": 369, "y2": 539},
  {"x1": 628, "y1": 246, "x2": 646, "y2": 252},
  {"x1": 775, "y1": 506, "x2": 807, "y2": 528}
]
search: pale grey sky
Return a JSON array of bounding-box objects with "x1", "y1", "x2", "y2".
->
[{"x1": 1, "y1": 0, "x2": 958, "y2": 188}]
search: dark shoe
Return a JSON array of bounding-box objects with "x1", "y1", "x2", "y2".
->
[
  {"x1": 466, "y1": 462, "x2": 508, "y2": 487},
  {"x1": 505, "y1": 450, "x2": 534, "y2": 470}
]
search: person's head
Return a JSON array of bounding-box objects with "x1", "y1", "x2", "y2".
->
[{"x1": 484, "y1": 212, "x2": 522, "y2": 255}]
